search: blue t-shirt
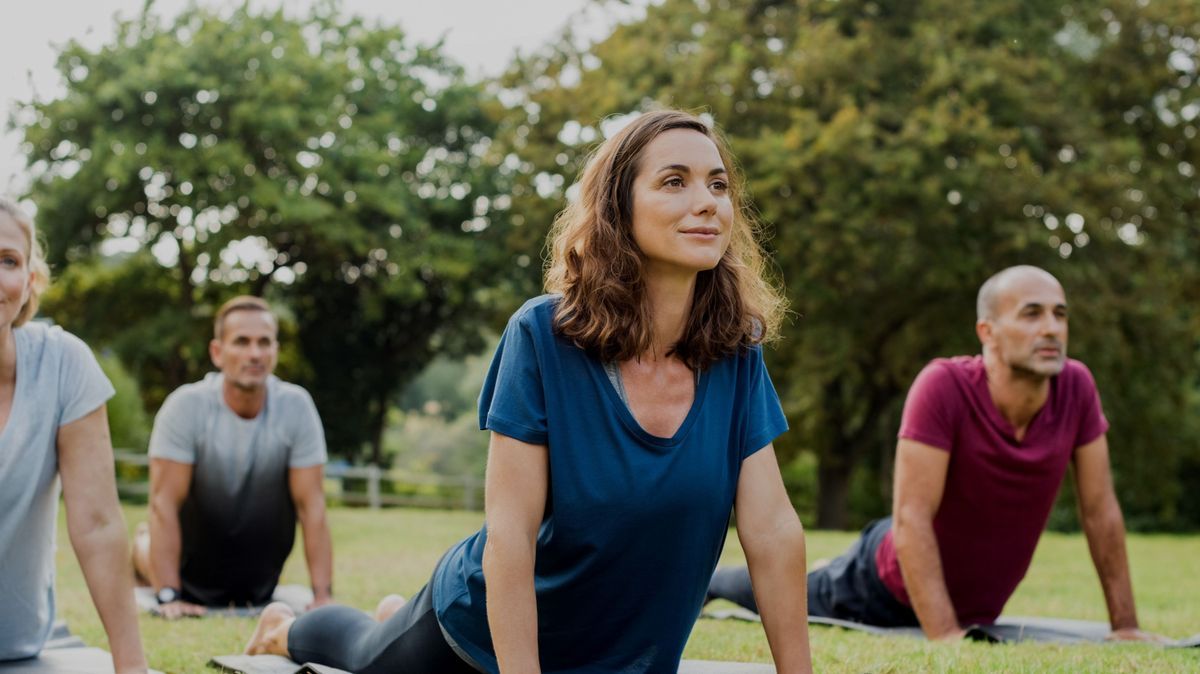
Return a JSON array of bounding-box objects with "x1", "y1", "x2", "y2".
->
[
  {"x1": 0, "y1": 323, "x2": 114, "y2": 659},
  {"x1": 433, "y1": 295, "x2": 788, "y2": 674}
]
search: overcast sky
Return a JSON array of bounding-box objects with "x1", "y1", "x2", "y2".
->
[{"x1": 0, "y1": 0, "x2": 644, "y2": 195}]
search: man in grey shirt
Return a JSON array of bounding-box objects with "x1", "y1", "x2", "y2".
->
[{"x1": 134, "y1": 296, "x2": 333, "y2": 618}]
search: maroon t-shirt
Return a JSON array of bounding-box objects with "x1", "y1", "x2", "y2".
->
[{"x1": 874, "y1": 355, "x2": 1109, "y2": 625}]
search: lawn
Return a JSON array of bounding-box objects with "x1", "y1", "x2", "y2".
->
[{"x1": 53, "y1": 505, "x2": 1200, "y2": 673}]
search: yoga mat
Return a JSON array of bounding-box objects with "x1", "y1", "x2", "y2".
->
[
  {"x1": 0, "y1": 624, "x2": 164, "y2": 674},
  {"x1": 45, "y1": 621, "x2": 87, "y2": 649},
  {"x1": 0, "y1": 648, "x2": 122, "y2": 673},
  {"x1": 210, "y1": 655, "x2": 776, "y2": 673},
  {"x1": 135, "y1": 584, "x2": 313, "y2": 618},
  {"x1": 705, "y1": 607, "x2": 1200, "y2": 647}
]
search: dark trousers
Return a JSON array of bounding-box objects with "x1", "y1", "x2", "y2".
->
[
  {"x1": 288, "y1": 581, "x2": 479, "y2": 674},
  {"x1": 708, "y1": 517, "x2": 918, "y2": 627}
]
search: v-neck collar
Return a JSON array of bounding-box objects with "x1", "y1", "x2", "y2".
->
[
  {"x1": 971, "y1": 358, "x2": 1057, "y2": 445},
  {"x1": 589, "y1": 356, "x2": 708, "y2": 448}
]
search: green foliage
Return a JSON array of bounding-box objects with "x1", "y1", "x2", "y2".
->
[
  {"x1": 397, "y1": 336, "x2": 494, "y2": 419},
  {"x1": 96, "y1": 351, "x2": 150, "y2": 451},
  {"x1": 384, "y1": 409, "x2": 489, "y2": 477},
  {"x1": 491, "y1": 0, "x2": 1200, "y2": 528},
  {"x1": 17, "y1": 2, "x2": 515, "y2": 461}
]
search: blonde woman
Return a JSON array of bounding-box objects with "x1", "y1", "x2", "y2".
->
[
  {"x1": 247, "y1": 110, "x2": 811, "y2": 673},
  {"x1": 0, "y1": 197, "x2": 146, "y2": 671}
]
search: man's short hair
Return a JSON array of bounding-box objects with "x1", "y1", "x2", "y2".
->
[
  {"x1": 214, "y1": 296, "x2": 274, "y2": 340},
  {"x1": 976, "y1": 265, "x2": 1059, "y2": 321}
]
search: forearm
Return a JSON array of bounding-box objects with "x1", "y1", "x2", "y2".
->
[
  {"x1": 1082, "y1": 503, "x2": 1138, "y2": 630},
  {"x1": 300, "y1": 510, "x2": 334, "y2": 600},
  {"x1": 70, "y1": 512, "x2": 146, "y2": 672},
  {"x1": 483, "y1": 532, "x2": 540, "y2": 674},
  {"x1": 745, "y1": 520, "x2": 812, "y2": 674},
  {"x1": 893, "y1": 517, "x2": 960, "y2": 638},
  {"x1": 148, "y1": 498, "x2": 183, "y2": 590}
]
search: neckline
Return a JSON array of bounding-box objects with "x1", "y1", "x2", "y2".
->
[
  {"x1": 971, "y1": 358, "x2": 1057, "y2": 445},
  {"x1": 215, "y1": 372, "x2": 269, "y2": 422},
  {"x1": 588, "y1": 355, "x2": 709, "y2": 448}
]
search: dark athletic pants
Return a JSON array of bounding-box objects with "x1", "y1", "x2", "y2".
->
[
  {"x1": 288, "y1": 581, "x2": 479, "y2": 673},
  {"x1": 708, "y1": 517, "x2": 919, "y2": 627}
]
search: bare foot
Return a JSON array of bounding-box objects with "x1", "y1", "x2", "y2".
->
[
  {"x1": 374, "y1": 594, "x2": 407, "y2": 622},
  {"x1": 245, "y1": 603, "x2": 296, "y2": 655}
]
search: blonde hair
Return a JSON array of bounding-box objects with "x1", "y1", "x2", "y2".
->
[
  {"x1": 213, "y1": 295, "x2": 275, "y2": 340},
  {"x1": 0, "y1": 197, "x2": 51, "y2": 326},
  {"x1": 545, "y1": 110, "x2": 787, "y2": 369}
]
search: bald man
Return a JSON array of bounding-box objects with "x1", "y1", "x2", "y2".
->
[{"x1": 709, "y1": 266, "x2": 1161, "y2": 641}]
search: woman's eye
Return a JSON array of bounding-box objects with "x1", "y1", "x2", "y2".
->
[
  {"x1": 710, "y1": 180, "x2": 729, "y2": 192},
  {"x1": 664, "y1": 177, "x2": 684, "y2": 188}
]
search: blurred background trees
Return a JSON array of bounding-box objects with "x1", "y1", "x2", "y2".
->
[
  {"x1": 20, "y1": 3, "x2": 514, "y2": 464},
  {"x1": 488, "y1": 0, "x2": 1200, "y2": 528},
  {"x1": 13, "y1": 0, "x2": 1199, "y2": 528}
]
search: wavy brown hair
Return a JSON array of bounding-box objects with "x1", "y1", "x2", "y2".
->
[
  {"x1": 545, "y1": 110, "x2": 786, "y2": 370},
  {"x1": 0, "y1": 197, "x2": 51, "y2": 327}
]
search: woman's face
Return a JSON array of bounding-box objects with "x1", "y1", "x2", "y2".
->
[
  {"x1": 629, "y1": 128, "x2": 733, "y2": 281},
  {"x1": 0, "y1": 214, "x2": 33, "y2": 331}
]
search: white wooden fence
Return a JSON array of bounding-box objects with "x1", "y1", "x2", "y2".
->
[{"x1": 112, "y1": 450, "x2": 482, "y2": 511}]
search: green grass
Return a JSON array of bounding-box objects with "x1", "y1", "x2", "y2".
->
[{"x1": 54, "y1": 506, "x2": 1200, "y2": 673}]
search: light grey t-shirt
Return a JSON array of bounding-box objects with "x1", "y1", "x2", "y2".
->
[
  {"x1": 148, "y1": 372, "x2": 326, "y2": 605},
  {"x1": 0, "y1": 323, "x2": 114, "y2": 660}
]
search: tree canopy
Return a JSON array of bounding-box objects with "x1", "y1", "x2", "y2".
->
[
  {"x1": 491, "y1": 0, "x2": 1200, "y2": 528},
  {"x1": 13, "y1": 0, "x2": 1200, "y2": 528},
  {"x1": 18, "y1": 2, "x2": 513, "y2": 462}
]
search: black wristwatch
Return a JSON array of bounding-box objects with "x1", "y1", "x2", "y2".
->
[{"x1": 156, "y1": 587, "x2": 181, "y2": 605}]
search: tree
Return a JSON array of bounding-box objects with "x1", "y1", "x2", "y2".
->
[
  {"x1": 491, "y1": 0, "x2": 1200, "y2": 527},
  {"x1": 16, "y1": 1, "x2": 514, "y2": 462}
]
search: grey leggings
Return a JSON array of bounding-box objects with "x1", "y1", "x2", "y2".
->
[{"x1": 287, "y1": 581, "x2": 480, "y2": 673}]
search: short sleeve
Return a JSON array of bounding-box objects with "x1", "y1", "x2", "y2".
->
[
  {"x1": 148, "y1": 390, "x2": 197, "y2": 464},
  {"x1": 742, "y1": 346, "x2": 789, "y2": 460},
  {"x1": 897, "y1": 361, "x2": 960, "y2": 452},
  {"x1": 287, "y1": 388, "x2": 328, "y2": 468},
  {"x1": 56, "y1": 330, "x2": 115, "y2": 427},
  {"x1": 477, "y1": 305, "x2": 548, "y2": 445},
  {"x1": 1071, "y1": 363, "x2": 1110, "y2": 448}
]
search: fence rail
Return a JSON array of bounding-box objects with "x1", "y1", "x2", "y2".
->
[{"x1": 112, "y1": 450, "x2": 482, "y2": 511}]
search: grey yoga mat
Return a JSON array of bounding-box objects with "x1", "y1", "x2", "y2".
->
[
  {"x1": 208, "y1": 654, "x2": 777, "y2": 674},
  {"x1": 705, "y1": 606, "x2": 1200, "y2": 647},
  {"x1": 135, "y1": 584, "x2": 314, "y2": 618},
  {"x1": 0, "y1": 623, "x2": 164, "y2": 674}
]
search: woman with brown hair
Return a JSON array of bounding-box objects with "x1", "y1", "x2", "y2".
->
[
  {"x1": 0, "y1": 197, "x2": 147, "y2": 671},
  {"x1": 246, "y1": 109, "x2": 811, "y2": 673}
]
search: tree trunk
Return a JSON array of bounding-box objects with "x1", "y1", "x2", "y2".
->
[{"x1": 816, "y1": 457, "x2": 853, "y2": 530}]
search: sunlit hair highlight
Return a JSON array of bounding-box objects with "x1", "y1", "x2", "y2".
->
[
  {"x1": 214, "y1": 295, "x2": 276, "y2": 340},
  {"x1": 0, "y1": 197, "x2": 50, "y2": 327},
  {"x1": 544, "y1": 109, "x2": 786, "y2": 370}
]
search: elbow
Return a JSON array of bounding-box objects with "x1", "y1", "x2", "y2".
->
[
  {"x1": 68, "y1": 502, "x2": 127, "y2": 551},
  {"x1": 1081, "y1": 496, "x2": 1125, "y2": 533},
  {"x1": 892, "y1": 506, "x2": 932, "y2": 552},
  {"x1": 482, "y1": 525, "x2": 536, "y2": 577},
  {"x1": 296, "y1": 497, "x2": 328, "y2": 527},
  {"x1": 148, "y1": 492, "x2": 173, "y2": 522},
  {"x1": 743, "y1": 513, "x2": 806, "y2": 565}
]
